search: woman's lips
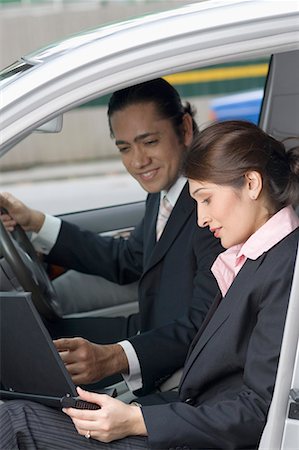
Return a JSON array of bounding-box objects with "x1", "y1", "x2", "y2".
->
[{"x1": 210, "y1": 227, "x2": 221, "y2": 238}]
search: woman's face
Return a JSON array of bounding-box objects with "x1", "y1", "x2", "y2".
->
[
  {"x1": 189, "y1": 177, "x2": 267, "y2": 248},
  {"x1": 110, "y1": 102, "x2": 193, "y2": 193}
]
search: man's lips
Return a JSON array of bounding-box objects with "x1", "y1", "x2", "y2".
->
[{"x1": 137, "y1": 168, "x2": 159, "y2": 181}]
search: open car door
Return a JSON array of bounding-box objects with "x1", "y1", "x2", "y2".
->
[{"x1": 258, "y1": 49, "x2": 299, "y2": 449}]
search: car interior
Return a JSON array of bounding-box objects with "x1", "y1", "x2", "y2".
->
[{"x1": 0, "y1": 41, "x2": 298, "y2": 447}]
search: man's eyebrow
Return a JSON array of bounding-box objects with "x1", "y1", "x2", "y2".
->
[{"x1": 115, "y1": 132, "x2": 159, "y2": 146}]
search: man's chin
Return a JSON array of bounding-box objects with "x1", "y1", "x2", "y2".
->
[{"x1": 137, "y1": 180, "x2": 162, "y2": 194}]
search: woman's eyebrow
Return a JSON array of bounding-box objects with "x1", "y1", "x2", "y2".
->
[{"x1": 191, "y1": 187, "x2": 207, "y2": 197}]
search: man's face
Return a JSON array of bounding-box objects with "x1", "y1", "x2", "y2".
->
[{"x1": 110, "y1": 102, "x2": 192, "y2": 193}]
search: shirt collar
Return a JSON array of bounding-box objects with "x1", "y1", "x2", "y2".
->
[
  {"x1": 161, "y1": 176, "x2": 187, "y2": 207},
  {"x1": 237, "y1": 205, "x2": 299, "y2": 261},
  {"x1": 211, "y1": 205, "x2": 299, "y2": 298}
]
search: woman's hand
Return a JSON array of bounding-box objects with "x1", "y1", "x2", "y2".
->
[
  {"x1": 0, "y1": 192, "x2": 45, "y2": 233},
  {"x1": 63, "y1": 387, "x2": 147, "y2": 442},
  {"x1": 54, "y1": 338, "x2": 129, "y2": 384}
]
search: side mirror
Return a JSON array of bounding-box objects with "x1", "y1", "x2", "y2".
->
[{"x1": 35, "y1": 115, "x2": 63, "y2": 133}]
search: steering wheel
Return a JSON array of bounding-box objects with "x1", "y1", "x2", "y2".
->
[{"x1": 0, "y1": 219, "x2": 63, "y2": 320}]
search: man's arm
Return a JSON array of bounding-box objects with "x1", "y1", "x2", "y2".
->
[
  {"x1": 0, "y1": 191, "x2": 145, "y2": 285},
  {"x1": 46, "y1": 219, "x2": 144, "y2": 285},
  {"x1": 0, "y1": 192, "x2": 45, "y2": 232}
]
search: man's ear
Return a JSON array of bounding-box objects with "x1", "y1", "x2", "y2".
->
[
  {"x1": 182, "y1": 113, "x2": 193, "y2": 147},
  {"x1": 244, "y1": 171, "x2": 263, "y2": 200}
]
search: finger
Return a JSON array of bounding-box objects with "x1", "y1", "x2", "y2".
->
[
  {"x1": 63, "y1": 407, "x2": 98, "y2": 421},
  {"x1": 0, "y1": 192, "x2": 20, "y2": 214},
  {"x1": 0, "y1": 213, "x2": 13, "y2": 221},
  {"x1": 77, "y1": 387, "x2": 106, "y2": 407},
  {"x1": 0, "y1": 192, "x2": 13, "y2": 209},
  {"x1": 57, "y1": 350, "x2": 71, "y2": 363},
  {"x1": 64, "y1": 360, "x2": 84, "y2": 374},
  {"x1": 0, "y1": 218, "x2": 16, "y2": 231},
  {"x1": 62, "y1": 411, "x2": 95, "y2": 438},
  {"x1": 54, "y1": 338, "x2": 79, "y2": 351},
  {"x1": 58, "y1": 349, "x2": 83, "y2": 368}
]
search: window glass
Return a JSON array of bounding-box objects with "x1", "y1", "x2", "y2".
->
[{"x1": 0, "y1": 58, "x2": 269, "y2": 215}]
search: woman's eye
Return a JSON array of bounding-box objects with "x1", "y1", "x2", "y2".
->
[{"x1": 202, "y1": 197, "x2": 210, "y2": 205}]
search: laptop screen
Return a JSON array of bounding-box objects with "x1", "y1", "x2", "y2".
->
[{"x1": 0, "y1": 291, "x2": 77, "y2": 406}]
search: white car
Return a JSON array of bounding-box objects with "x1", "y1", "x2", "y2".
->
[{"x1": 0, "y1": 1, "x2": 298, "y2": 448}]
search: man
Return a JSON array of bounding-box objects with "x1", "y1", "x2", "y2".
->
[{"x1": 0, "y1": 79, "x2": 222, "y2": 388}]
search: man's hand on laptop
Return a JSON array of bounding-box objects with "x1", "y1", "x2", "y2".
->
[{"x1": 53, "y1": 337, "x2": 129, "y2": 384}]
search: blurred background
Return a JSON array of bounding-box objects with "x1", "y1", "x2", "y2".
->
[{"x1": 0, "y1": 0, "x2": 268, "y2": 213}]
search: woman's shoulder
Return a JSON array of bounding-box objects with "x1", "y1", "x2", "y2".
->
[{"x1": 263, "y1": 226, "x2": 299, "y2": 270}]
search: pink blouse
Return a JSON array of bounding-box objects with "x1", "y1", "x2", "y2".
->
[{"x1": 211, "y1": 205, "x2": 299, "y2": 297}]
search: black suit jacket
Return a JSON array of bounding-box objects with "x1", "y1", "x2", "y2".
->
[
  {"x1": 141, "y1": 227, "x2": 299, "y2": 450},
  {"x1": 47, "y1": 183, "x2": 222, "y2": 339}
]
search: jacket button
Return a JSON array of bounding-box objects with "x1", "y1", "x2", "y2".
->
[{"x1": 184, "y1": 397, "x2": 194, "y2": 405}]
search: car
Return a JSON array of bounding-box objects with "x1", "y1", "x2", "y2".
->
[
  {"x1": 209, "y1": 89, "x2": 264, "y2": 124},
  {"x1": 0, "y1": 1, "x2": 298, "y2": 447}
]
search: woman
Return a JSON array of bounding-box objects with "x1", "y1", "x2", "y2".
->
[{"x1": 1, "y1": 120, "x2": 298, "y2": 450}]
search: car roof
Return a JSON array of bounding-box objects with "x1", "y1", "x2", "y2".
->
[
  {"x1": 20, "y1": 0, "x2": 298, "y2": 66},
  {"x1": 1, "y1": 0, "x2": 299, "y2": 154}
]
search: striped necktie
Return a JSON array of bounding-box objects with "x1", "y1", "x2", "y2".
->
[{"x1": 156, "y1": 195, "x2": 173, "y2": 241}]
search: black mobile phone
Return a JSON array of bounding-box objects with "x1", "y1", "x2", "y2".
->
[
  {"x1": 61, "y1": 395, "x2": 101, "y2": 410},
  {"x1": 60, "y1": 387, "x2": 117, "y2": 410}
]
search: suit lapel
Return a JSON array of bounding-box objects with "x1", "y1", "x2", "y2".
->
[
  {"x1": 143, "y1": 183, "x2": 195, "y2": 274},
  {"x1": 179, "y1": 254, "x2": 266, "y2": 388},
  {"x1": 143, "y1": 194, "x2": 160, "y2": 263}
]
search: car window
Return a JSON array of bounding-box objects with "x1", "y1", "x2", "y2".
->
[{"x1": 0, "y1": 58, "x2": 269, "y2": 215}]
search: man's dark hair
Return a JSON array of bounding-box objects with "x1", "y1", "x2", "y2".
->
[{"x1": 107, "y1": 78, "x2": 198, "y2": 140}]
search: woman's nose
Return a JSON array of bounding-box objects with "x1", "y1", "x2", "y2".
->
[{"x1": 197, "y1": 209, "x2": 210, "y2": 228}]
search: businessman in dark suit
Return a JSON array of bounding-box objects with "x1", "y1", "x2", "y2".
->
[
  {"x1": 1, "y1": 122, "x2": 298, "y2": 450},
  {"x1": 0, "y1": 79, "x2": 222, "y2": 387},
  {"x1": 47, "y1": 181, "x2": 218, "y2": 337}
]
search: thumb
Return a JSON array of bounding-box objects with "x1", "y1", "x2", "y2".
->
[{"x1": 76, "y1": 386, "x2": 107, "y2": 407}]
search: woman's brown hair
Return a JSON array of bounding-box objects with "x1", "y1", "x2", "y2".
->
[{"x1": 183, "y1": 120, "x2": 299, "y2": 210}]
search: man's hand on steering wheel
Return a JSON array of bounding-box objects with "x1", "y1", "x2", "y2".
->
[
  {"x1": 0, "y1": 192, "x2": 45, "y2": 233},
  {"x1": 0, "y1": 192, "x2": 62, "y2": 320}
]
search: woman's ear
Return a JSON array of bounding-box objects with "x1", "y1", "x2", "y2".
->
[
  {"x1": 244, "y1": 171, "x2": 263, "y2": 200},
  {"x1": 182, "y1": 113, "x2": 193, "y2": 147}
]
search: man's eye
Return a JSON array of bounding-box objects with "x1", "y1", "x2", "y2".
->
[
  {"x1": 118, "y1": 147, "x2": 130, "y2": 153},
  {"x1": 202, "y1": 197, "x2": 210, "y2": 205},
  {"x1": 144, "y1": 140, "x2": 158, "y2": 146}
]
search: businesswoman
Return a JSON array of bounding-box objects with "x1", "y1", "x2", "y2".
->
[{"x1": 1, "y1": 120, "x2": 298, "y2": 450}]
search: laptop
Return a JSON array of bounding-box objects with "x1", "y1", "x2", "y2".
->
[{"x1": 0, "y1": 291, "x2": 115, "y2": 409}]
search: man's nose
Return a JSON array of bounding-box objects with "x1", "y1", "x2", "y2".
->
[{"x1": 131, "y1": 147, "x2": 151, "y2": 169}]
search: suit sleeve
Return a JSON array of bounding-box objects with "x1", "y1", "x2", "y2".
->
[
  {"x1": 45, "y1": 217, "x2": 144, "y2": 285},
  {"x1": 130, "y1": 226, "x2": 223, "y2": 395},
  {"x1": 141, "y1": 239, "x2": 297, "y2": 449}
]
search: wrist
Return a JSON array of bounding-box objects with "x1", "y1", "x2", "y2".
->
[
  {"x1": 97, "y1": 343, "x2": 129, "y2": 379},
  {"x1": 30, "y1": 210, "x2": 45, "y2": 233},
  {"x1": 110, "y1": 343, "x2": 129, "y2": 374},
  {"x1": 128, "y1": 404, "x2": 148, "y2": 436}
]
